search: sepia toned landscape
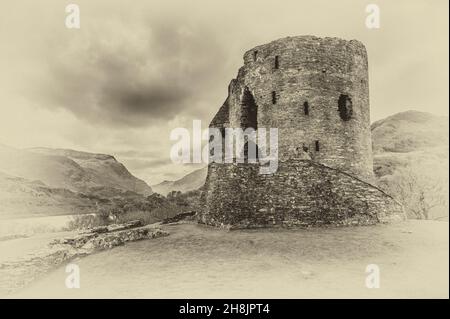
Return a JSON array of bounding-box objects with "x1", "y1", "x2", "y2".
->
[{"x1": 0, "y1": 0, "x2": 448, "y2": 299}]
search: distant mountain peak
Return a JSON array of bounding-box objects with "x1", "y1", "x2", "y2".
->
[
  {"x1": 0, "y1": 146, "x2": 152, "y2": 197},
  {"x1": 29, "y1": 147, "x2": 116, "y2": 161},
  {"x1": 152, "y1": 167, "x2": 207, "y2": 196}
]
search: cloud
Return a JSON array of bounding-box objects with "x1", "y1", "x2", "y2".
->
[{"x1": 30, "y1": 14, "x2": 229, "y2": 128}]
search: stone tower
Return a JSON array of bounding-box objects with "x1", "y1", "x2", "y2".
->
[{"x1": 199, "y1": 36, "x2": 405, "y2": 229}]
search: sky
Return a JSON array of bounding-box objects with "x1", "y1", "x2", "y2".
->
[{"x1": 0, "y1": 0, "x2": 448, "y2": 185}]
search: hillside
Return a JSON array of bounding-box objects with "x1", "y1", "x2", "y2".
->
[
  {"x1": 152, "y1": 166, "x2": 207, "y2": 196},
  {"x1": 0, "y1": 145, "x2": 155, "y2": 218},
  {"x1": 372, "y1": 111, "x2": 449, "y2": 220},
  {"x1": 0, "y1": 145, "x2": 152, "y2": 196},
  {"x1": 0, "y1": 171, "x2": 100, "y2": 218},
  {"x1": 371, "y1": 110, "x2": 448, "y2": 153}
]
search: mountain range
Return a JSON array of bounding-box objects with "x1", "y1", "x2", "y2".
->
[
  {"x1": 152, "y1": 166, "x2": 207, "y2": 196},
  {"x1": 0, "y1": 146, "x2": 152, "y2": 217}
]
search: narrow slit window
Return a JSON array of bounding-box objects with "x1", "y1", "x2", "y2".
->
[
  {"x1": 271, "y1": 91, "x2": 277, "y2": 104},
  {"x1": 315, "y1": 140, "x2": 320, "y2": 152},
  {"x1": 303, "y1": 102, "x2": 309, "y2": 115},
  {"x1": 253, "y1": 50, "x2": 258, "y2": 62},
  {"x1": 274, "y1": 55, "x2": 279, "y2": 69}
]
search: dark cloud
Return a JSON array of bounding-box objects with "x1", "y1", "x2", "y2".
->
[{"x1": 32, "y1": 15, "x2": 230, "y2": 128}]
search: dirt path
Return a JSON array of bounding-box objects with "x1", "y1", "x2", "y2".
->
[{"x1": 5, "y1": 220, "x2": 449, "y2": 298}]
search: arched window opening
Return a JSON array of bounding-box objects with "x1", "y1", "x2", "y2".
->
[
  {"x1": 241, "y1": 87, "x2": 258, "y2": 130},
  {"x1": 338, "y1": 94, "x2": 353, "y2": 121}
]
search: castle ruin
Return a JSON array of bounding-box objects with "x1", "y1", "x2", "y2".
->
[{"x1": 199, "y1": 36, "x2": 405, "y2": 228}]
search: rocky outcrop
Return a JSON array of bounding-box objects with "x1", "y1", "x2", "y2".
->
[
  {"x1": 50, "y1": 221, "x2": 168, "y2": 251},
  {"x1": 0, "y1": 222, "x2": 168, "y2": 294}
]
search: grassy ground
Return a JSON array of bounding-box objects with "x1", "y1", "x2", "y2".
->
[{"x1": 5, "y1": 220, "x2": 449, "y2": 298}]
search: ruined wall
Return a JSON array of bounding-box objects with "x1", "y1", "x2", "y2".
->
[
  {"x1": 200, "y1": 160, "x2": 404, "y2": 229},
  {"x1": 200, "y1": 36, "x2": 403, "y2": 228},
  {"x1": 223, "y1": 36, "x2": 374, "y2": 182}
]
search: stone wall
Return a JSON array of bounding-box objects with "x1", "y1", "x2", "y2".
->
[
  {"x1": 199, "y1": 160, "x2": 405, "y2": 229},
  {"x1": 212, "y1": 35, "x2": 374, "y2": 182},
  {"x1": 201, "y1": 36, "x2": 403, "y2": 228}
]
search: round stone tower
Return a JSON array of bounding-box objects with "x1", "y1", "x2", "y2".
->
[
  {"x1": 227, "y1": 35, "x2": 374, "y2": 182},
  {"x1": 200, "y1": 36, "x2": 405, "y2": 229}
]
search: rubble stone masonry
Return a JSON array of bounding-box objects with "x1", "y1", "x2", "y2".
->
[{"x1": 199, "y1": 36, "x2": 405, "y2": 228}]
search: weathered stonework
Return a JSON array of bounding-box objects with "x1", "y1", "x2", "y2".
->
[
  {"x1": 200, "y1": 160, "x2": 404, "y2": 229},
  {"x1": 200, "y1": 36, "x2": 405, "y2": 228}
]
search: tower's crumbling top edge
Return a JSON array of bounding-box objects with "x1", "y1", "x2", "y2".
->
[{"x1": 243, "y1": 35, "x2": 367, "y2": 62}]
